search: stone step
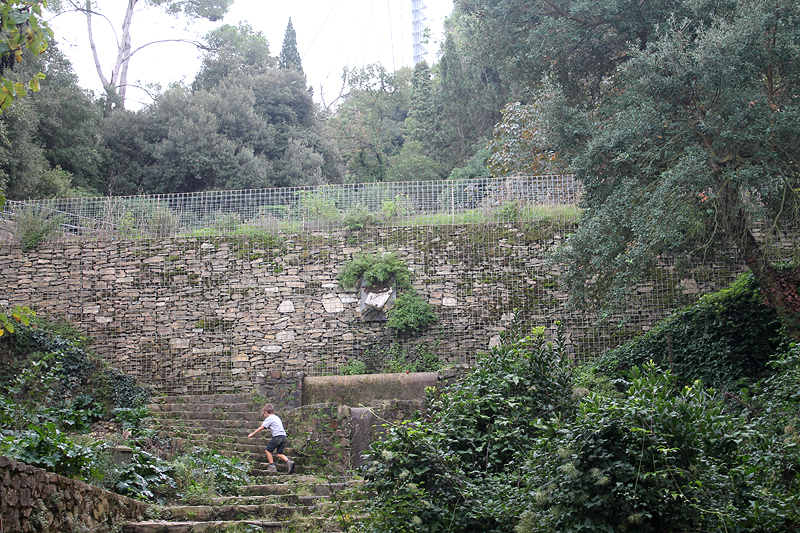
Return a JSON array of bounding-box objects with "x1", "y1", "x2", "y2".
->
[
  {"x1": 146, "y1": 411, "x2": 263, "y2": 422},
  {"x1": 210, "y1": 494, "x2": 325, "y2": 507},
  {"x1": 240, "y1": 480, "x2": 365, "y2": 497},
  {"x1": 149, "y1": 402, "x2": 256, "y2": 413},
  {"x1": 122, "y1": 519, "x2": 284, "y2": 533},
  {"x1": 163, "y1": 503, "x2": 313, "y2": 521},
  {"x1": 169, "y1": 438, "x2": 302, "y2": 457},
  {"x1": 149, "y1": 393, "x2": 256, "y2": 406},
  {"x1": 152, "y1": 426, "x2": 277, "y2": 440},
  {"x1": 151, "y1": 418, "x2": 260, "y2": 429}
]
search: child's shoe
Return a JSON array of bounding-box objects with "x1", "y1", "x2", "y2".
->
[
  {"x1": 267, "y1": 464, "x2": 277, "y2": 473},
  {"x1": 286, "y1": 460, "x2": 295, "y2": 474}
]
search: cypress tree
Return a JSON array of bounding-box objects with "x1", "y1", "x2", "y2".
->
[{"x1": 278, "y1": 18, "x2": 304, "y2": 75}]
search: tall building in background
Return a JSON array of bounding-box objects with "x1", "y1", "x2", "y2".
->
[{"x1": 412, "y1": 0, "x2": 427, "y2": 64}]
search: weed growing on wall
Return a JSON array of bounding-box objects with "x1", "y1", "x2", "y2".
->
[
  {"x1": 385, "y1": 293, "x2": 437, "y2": 336},
  {"x1": 338, "y1": 252, "x2": 412, "y2": 291},
  {"x1": 339, "y1": 252, "x2": 438, "y2": 337},
  {"x1": 4, "y1": 203, "x2": 64, "y2": 250}
]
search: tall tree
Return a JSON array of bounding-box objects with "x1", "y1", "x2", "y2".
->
[
  {"x1": 0, "y1": 43, "x2": 103, "y2": 199},
  {"x1": 329, "y1": 64, "x2": 411, "y2": 182},
  {"x1": 192, "y1": 22, "x2": 275, "y2": 92},
  {"x1": 465, "y1": 0, "x2": 800, "y2": 337},
  {"x1": 405, "y1": 60, "x2": 435, "y2": 146},
  {"x1": 457, "y1": 0, "x2": 710, "y2": 104},
  {"x1": 278, "y1": 17, "x2": 303, "y2": 75},
  {"x1": 433, "y1": 28, "x2": 506, "y2": 176},
  {"x1": 51, "y1": 0, "x2": 233, "y2": 107}
]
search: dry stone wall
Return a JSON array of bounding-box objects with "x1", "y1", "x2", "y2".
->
[
  {"x1": 0, "y1": 223, "x2": 744, "y2": 395},
  {"x1": 0, "y1": 455, "x2": 150, "y2": 533}
]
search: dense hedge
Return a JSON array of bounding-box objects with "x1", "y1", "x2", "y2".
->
[{"x1": 599, "y1": 273, "x2": 787, "y2": 388}]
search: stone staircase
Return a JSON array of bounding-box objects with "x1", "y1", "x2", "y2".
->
[{"x1": 126, "y1": 394, "x2": 367, "y2": 532}]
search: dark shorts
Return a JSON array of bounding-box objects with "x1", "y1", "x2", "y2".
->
[{"x1": 266, "y1": 435, "x2": 287, "y2": 454}]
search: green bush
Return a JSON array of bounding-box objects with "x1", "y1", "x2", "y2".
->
[
  {"x1": 386, "y1": 292, "x2": 437, "y2": 336},
  {"x1": 338, "y1": 252, "x2": 413, "y2": 291},
  {"x1": 107, "y1": 448, "x2": 175, "y2": 502},
  {"x1": 339, "y1": 360, "x2": 368, "y2": 375},
  {"x1": 0, "y1": 423, "x2": 97, "y2": 480},
  {"x1": 171, "y1": 447, "x2": 253, "y2": 501},
  {"x1": 600, "y1": 273, "x2": 787, "y2": 388},
  {"x1": 8, "y1": 203, "x2": 64, "y2": 251},
  {"x1": 3, "y1": 322, "x2": 150, "y2": 410},
  {"x1": 361, "y1": 325, "x2": 574, "y2": 533},
  {"x1": 343, "y1": 204, "x2": 382, "y2": 231},
  {"x1": 519, "y1": 359, "x2": 800, "y2": 533}
]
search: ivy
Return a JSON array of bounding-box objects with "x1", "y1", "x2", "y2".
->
[{"x1": 600, "y1": 273, "x2": 788, "y2": 388}]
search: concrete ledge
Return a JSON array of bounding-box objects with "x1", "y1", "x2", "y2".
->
[{"x1": 302, "y1": 372, "x2": 439, "y2": 406}]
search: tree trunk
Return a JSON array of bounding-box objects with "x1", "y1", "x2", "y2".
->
[{"x1": 732, "y1": 208, "x2": 800, "y2": 341}]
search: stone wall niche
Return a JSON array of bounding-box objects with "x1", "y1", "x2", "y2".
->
[{"x1": 359, "y1": 277, "x2": 396, "y2": 322}]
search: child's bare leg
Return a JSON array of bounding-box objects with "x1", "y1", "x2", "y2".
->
[
  {"x1": 266, "y1": 450, "x2": 274, "y2": 463},
  {"x1": 276, "y1": 453, "x2": 289, "y2": 463}
]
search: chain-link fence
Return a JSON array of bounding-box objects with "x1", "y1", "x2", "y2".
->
[
  {"x1": 0, "y1": 176, "x2": 582, "y2": 241},
  {"x1": 0, "y1": 176, "x2": 781, "y2": 392}
]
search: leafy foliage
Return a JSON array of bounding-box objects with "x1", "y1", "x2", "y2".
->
[
  {"x1": 329, "y1": 64, "x2": 411, "y2": 183},
  {"x1": 601, "y1": 273, "x2": 788, "y2": 388},
  {"x1": 362, "y1": 325, "x2": 574, "y2": 533},
  {"x1": 486, "y1": 102, "x2": 561, "y2": 177},
  {"x1": 171, "y1": 446, "x2": 253, "y2": 500},
  {"x1": 3, "y1": 321, "x2": 151, "y2": 409},
  {"x1": 0, "y1": 422, "x2": 97, "y2": 479},
  {"x1": 386, "y1": 292, "x2": 437, "y2": 336},
  {"x1": 520, "y1": 364, "x2": 770, "y2": 533},
  {"x1": 338, "y1": 359, "x2": 367, "y2": 376},
  {"x1": 0, "y1": 0, "x2": 50, "y2": 110},
  {"x1": 338, "y1": 252, "x2": 412, "y2": 291}
]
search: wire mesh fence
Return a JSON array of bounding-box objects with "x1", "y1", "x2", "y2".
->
[
  {"x1": 0, "y1": 176, "x2": 582, "y2": 241},
  {"x1": 0, "y1": 176, "x2": 785, "y2": 393}
]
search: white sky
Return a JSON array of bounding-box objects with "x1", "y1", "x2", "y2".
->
[{"x1": 48, "y1": 0, "x2": 454, "y2": 110}]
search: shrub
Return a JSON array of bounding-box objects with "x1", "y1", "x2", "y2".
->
[
  {"x1": 600, "y1": 273, "x2": 787, "y2": 388},
  {"x1": 339, "y1": 360, "x2": 368, "y2": 375},
  {"x1": 107, "y1": 448, "x2": 175, "y2": 502},
  {"x1": 519, "y1": 362, "x2": 799, "y2": 533},
  {"x1": 170, "y1": 447, "x2": 253, "y2": 501},
  {"x1": 361, "y1": 325, "x2": 574, "y2": 533},
  {"x1": 338, "y1": 252, "x2": 412, "y2": 291},
  {"x1": 6, "y1": 203, "x2": 64, "y2": 250},
  {"x1": 0, "y1": 423, "x2": 97, "y2": 479},
  {"x1": 386, "y1": 293, "x2": 437, "y2": 336},
  {"x1": 343, "y1": 204, "x2": 382, "y2": 231}
]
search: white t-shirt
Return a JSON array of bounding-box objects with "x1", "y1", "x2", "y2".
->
[{"x1": 262, "y1": 414, "x2": 286, "y2": 436}]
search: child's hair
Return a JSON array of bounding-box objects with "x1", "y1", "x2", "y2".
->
[{"x1": 262, "y1": 403, "x2": 275, "y2": 414}]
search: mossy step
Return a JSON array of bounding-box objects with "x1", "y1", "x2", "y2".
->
[
  {"x1": 149, "y1": 393, "x2": 256, "y2": 405},
  {"x1": 148, "y1": 411, "x2": 256, "y2": 421},
  {"x1": 149, "y1": 402, "x2": 257, "y2": 413},
  {"x1": 122, "y1": 519, "x2": 284, "y2": 533},
  {"x1": 164, "y1": 503, "x2": 313, "y2": 521},
  {"x1": 152, "y1": 426, "x2": 271, "y2": 439},
  {"x1": 147, "y1": 411, "x2": 262, "y2": 422},
  {"x1": 169, "y1": 438, "x2": 301, "y2": 456},
  {"x1": 210, "y1": 494, "x2": 324, "y2": 507},
  {"x1": 240, "y1": 480, "x2": 365, "y2": 497}
]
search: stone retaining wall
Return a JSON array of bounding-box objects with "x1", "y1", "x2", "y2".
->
[
  {"x1": 0, "y1": 224, "x2": 743, "y2": 395},
  {"x1": 0, "y1": 455, "x2": 150, "y2": 533}
]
